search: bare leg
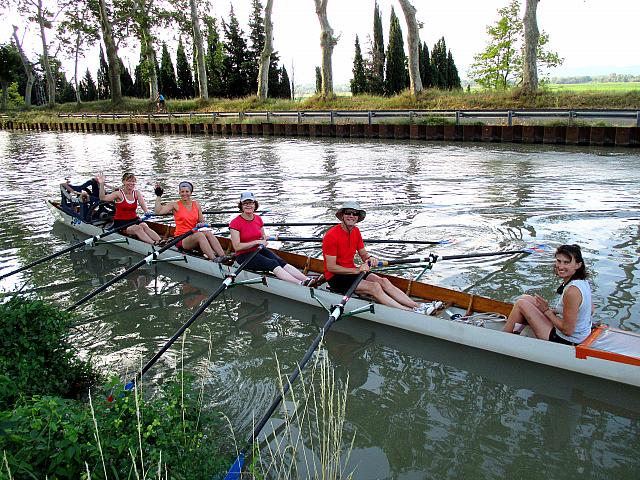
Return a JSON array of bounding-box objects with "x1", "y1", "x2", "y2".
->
[
  {"x1": 356, "y1": 279, "x2": 411, "y2": 310},
  {"x1": 504, "y1": 295, "x2": 553, "y2": 339},
  {"x1": 367, "y1": 273, "x2": 420, "y2": 308},
  {"x1": 126, "y1": 224, "x2": 156, "y2": 244},
  {"x1": 283, "y1": 264, "x2": 308, "y2": 282},
  {"x1": 203, "y1": 231, "x2": 225, "y2": 257},
  {"x1": 272, "y1": 266, "x2": 303, "y2": 284},
  {"x1": 140, "y1": 223, "x2": 161, "y2": 242},
  {"x1": 182, "y1": 232, "x2": 218, "y2": 260}
]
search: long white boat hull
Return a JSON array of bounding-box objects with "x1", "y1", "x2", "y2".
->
[{"x1": 48, "y1": 202, "x2": 640, "y2": 387}]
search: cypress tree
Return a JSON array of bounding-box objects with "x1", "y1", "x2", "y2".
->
[
  {"x1": 97, "y1": 46, "x2": 110, "y2": 100},
  {"x1": 248, "y1": 0, "x2": 265, "y2": 92},
  {"x1": 431, "y1": 37, "x2": 449, "y2": 89},
  {"x1": 119, "y1": 58, "x2": 134, "y2": 97},
  {"x1": 222, "y1": 5, "x2": 251, "y2": 97},
  {"x1": 350, "y1": 35, "x2": 367, "y2": 95},
  {"x1": 279, "y1": 65, "x2": 291, "y2": 99},
  {"x1": 159, "y1": 42, "x2": 178, "y2": 98},
  {"x1": 204, "y1": 17, "x2": 225, "y2": 98},
  {"x1": 419, "y1": 42, "x2": 434, "y2": 88},
  {"x1": 267, "y1": 52, "x2": 281, "y2": 98},
  {"x1": 79, "y1": 68, "x2": 98, "y2": 101},
  {"x1": 385, "y1": 7, "x2": 406, "y2": 95},
  {"x1": 446, "y1": 50, "x2": 462, "y2": 89},
  {"x1": 132, "y1": 50, "x2": 147, "y2": 98},
  {"x1": 369, "y1": 1, "x2": 385, "y2": 95},
  {"x1": 315, "y1": 66, "x2": 321, "y2": 94},
  {"x1": 176, "y1": 38, "x2": 194, "y2": 99}
]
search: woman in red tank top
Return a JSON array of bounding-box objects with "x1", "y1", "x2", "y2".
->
[
  {"x1": 97, "y1": 173, "x2": 160, "y2": 244},
  {"x1": 153, "y1": 181, "x2": 226, "y2": 262}
]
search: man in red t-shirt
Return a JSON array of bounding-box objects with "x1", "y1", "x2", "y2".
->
[{"x1": 322, "y1": 201, "x2": 427, "y2": 312}]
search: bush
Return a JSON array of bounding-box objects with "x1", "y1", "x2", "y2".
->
[{"x1": 0, "y1": 298, "x2": 100, "y2": 409}]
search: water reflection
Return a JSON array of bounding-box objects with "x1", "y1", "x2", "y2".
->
[{"x1": 0, "y1": 131, "x2": 639, "y2": 478}]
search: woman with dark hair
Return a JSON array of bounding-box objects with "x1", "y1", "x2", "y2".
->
[
  {"x1": 229, "y1": 191, "x2": 310, "y2": 284},
  {"x1": 153, "y1": 181, "x2": 226, "y2": 262},
  {"x1": 503, "y1": 244, "x2": 593, "y2": 345},
  {"x1": 97, "y1": 172, "x2": 160, "y2": 244}
]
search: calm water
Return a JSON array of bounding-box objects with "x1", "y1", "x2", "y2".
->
[{"x1": 0, "y1": 131, "x2": 639, "y2": 479}]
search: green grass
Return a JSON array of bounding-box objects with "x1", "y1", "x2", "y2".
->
[{"x1": 547, "y1": 82, "x2": 640, "y2": 93}]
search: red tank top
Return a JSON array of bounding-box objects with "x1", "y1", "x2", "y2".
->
[
  {"x1": 113, "y1": 189, "x2": 139, "y2": 220},
  {"x1": 174, "y1": 200, "x2": 199, "y2": 236}
]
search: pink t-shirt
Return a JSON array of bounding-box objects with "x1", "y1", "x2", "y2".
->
[{"x1": 229, "y1": 214, "x2": 264, "y2": 255}]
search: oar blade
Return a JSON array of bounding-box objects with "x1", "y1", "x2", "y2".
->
[{"x1": 223, "y1": 453, "x2": 245, "y2": 480}]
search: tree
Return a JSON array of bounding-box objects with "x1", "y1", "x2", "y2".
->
[
  {"x1": 431, "y1": 37, "x2": 448, "y2": 89},
  {"x1": 222, "y1": 5, "x2": 250, "y2": 97},
  {"x1": 78, "y1": 68, "x2": 98, "y2": 101},
  {"x1": 522, "y1": 0, "x2": 540, "y2": 94},
  {"x1": 119, "y1": 59, "x2": 135, "y2": 96},
  {"x1": 95, "y1": 0, "x2": 123, "y2": 103},
  {"x1": 128, "y1": 0, "x2": 160, "y2": 100},
  {"x1": 256, "y1": 0, "x2": 273, "y2": 99},
  {"x1": 10, "y1": 26, "x2": 35, "y2": 108},
  {"x1": 350, "y1": 35, "x2": 366, "y2": 95},
  {"x1": 314, "y1": 0, "x2": 338, "y2": 97},
  {"x1": 159, "y1": 42, "x2": 178, "y2": 98},
  {"x1": 248, "y1": 0, "x2": 265, "y2": 92},
  {"x1": 398, "y1": 0, "x2": 422, "y2": 95},
  {"x1": 469, "y1": 0, "x2": 561, "y2": 89},
  {"x1": 0, "y1": 43, "x2": 23, "y2": 109},
  {"x1": 385, "y1": 7, "x2": 406, "y2": 95},
  {"x1": 279, "y1": 65, "x2": 291, "y2": 99},
  {"x1": 56, "y1": 2, "x2": 100, "y2": 104},
  {"x1": 204, "y1": 17, "x2": 225, "y2": 97},
  {"x1": 315, "y1": 66, "x2": 321, "y2": 94},
  {"x1": 446, "y1": 50, "x2": 461, "y2": 89},
  {"x1": 132, "y1": 50, "x2": 147, "y2": 98},
  {"x1": 97, "y1": 46, "x2": 110, "y2": 99},
  {"x1": 188, "y1": 0, "x2": 208, "y2": 99},
  {"x1": 176, "y1": 38, "x2": 194, "y2": 98},
  {"x1": 418, "y1": 42, "x2": 434, "y2": 88},
  {"x1": 367, "y1": 1, "x2": 385, "y2": 95}
]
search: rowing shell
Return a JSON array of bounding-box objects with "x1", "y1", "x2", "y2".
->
[{"x1": 47, "y1": 201, "x2": 640, "y2": 387}]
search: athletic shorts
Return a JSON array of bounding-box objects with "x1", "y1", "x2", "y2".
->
[
  {"x1": 327, "y1": 273, "x2": 361, "y2": 295},
  {"x1": 112, "y1": 217, "x2": 139, "y2": 230},
  {"x1": 236, "y1": 248, "x2": 287, "y2": 272},
  {"x1": 548, "y1": 328, "x2": 578, "y2": 346}
]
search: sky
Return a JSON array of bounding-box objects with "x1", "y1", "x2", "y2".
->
[{"x1": 3, "y1": 0, "x2": 640, "y2": 87}]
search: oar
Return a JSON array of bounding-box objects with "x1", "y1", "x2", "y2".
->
[
  {"x1": 265, "y1": 235, "x2": 451, "y2": 245},
  {"x1": 0, "y1": 217, "x2": 146, "y2": 281},
  {"x1": 373, "y1": 245, "x2": 545, "y2": 267},
  {"x1": 148, "y1": 221, "x2": 336, "y2": 228},
  {"x1": 224, "y1": 271, "x2": 369, "y2": 480},
  {"x1": 66, "y1": 227, "x2": 200, "y2": 311},
  {"x1": 121, "y1": 245, "x2": 265, "y2": 391},
  {"x1": 202, "y1": 209, "x2": 271, "y2": 215}
]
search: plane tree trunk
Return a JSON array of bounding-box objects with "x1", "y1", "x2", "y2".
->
[
  {"x1": 11, "y1": 26, "x2": 35, "y2": 108},
  {"x1": 522, "y1": 0, "x2": 540, "y2": 94},
  {"x1": 398, "y1": 0, "x2": 423, "y2": 96},
  {"x1": 97, "y1": 0, "x2": 122, "y2": 103},
  {"x1": 257, "y1": 0, "x2": 273, "y2": 99},
  {"x1": 314, "y1": 0, "x2": 338, "y2": 97}
]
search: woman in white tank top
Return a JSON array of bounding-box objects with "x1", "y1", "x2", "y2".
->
[{"x1": 503, "y1": 244, "x2": 593, "y2": 345}]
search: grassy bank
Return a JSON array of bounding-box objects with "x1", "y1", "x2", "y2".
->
[{"x1": 3, "y1": 86, "x2": 639, "y2": 123}]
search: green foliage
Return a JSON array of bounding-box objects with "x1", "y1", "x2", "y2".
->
[
  {"x1": 385, "y1": 7, "x2": 406, "y2": 95},
  {"x1": 176, "y1": 38, "x2": 195, "y2": 99},
  {"x1": 279, "y1": 65, "x2": 291, "y2": 100},
  {"x1": 350, "y1": 35, "x2": 367, "y2": 95},
  {"x1": 204, "y1": 17, "x2": 226, "y2": 98},
  {"x1": 315, "y1": 66, "x2": 322, "y2": 94},
  {"x1": 132, "y1": 49, "x2": 149, "y2": 99},
  {"x1": 248, "y1": 0, "x2": 265, "y2": 92},
  {"x1": 119, "y1": 58, "x2": 135, "y2": 97},
  {"x1": 367, "y1": 1, "x2": 385, "y2": 95},
  {"x1": 97, "y1": 46, "x2": 110, "y2": 100},
  {"x1": 419, "y1": 41, "x2": 434, "y2": 88},
  {"x1": 221, "y1": 5, "x2": 251, "y2": 97},
  {"x1": 159, "y1": 42, "x2": 178, "y2": 99},
  {"x1": 79, "y1": 68, "x2": 98, "y2": 101},
  {"x1": 469, "y1": 0, "x2": 563, "y2": 89},
  {"x1": 0, "y1": 377, "x2": 231, "y2": 479},
  {"x1": 0, "y1": 298, "x2": 99, "y2": 410}
]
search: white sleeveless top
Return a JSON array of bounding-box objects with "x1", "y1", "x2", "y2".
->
[{"x1": 554, "y1": 279, "x2": 592, "y2": 343}]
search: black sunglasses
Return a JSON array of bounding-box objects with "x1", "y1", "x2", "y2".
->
[{"x1": 342, "y1": 209, "x2": 359, "y2": 216}]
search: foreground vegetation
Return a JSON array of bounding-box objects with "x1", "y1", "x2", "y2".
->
[{"x1": 2, "y1": 87, "x2": 639, "y2": 126}]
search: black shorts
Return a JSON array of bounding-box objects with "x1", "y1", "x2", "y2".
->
[
  {"x1": 548, "y1": 328, "x2": 578, "y2": 346},
  {"x1": 236, "y1": 248, "x2": 287, "y2": 272},
  {"x1": 112, "y1": 218, "x2": 139, "y2": 229},
  {"x1": 327, "y1": 274, "x2": 361, "y2": 295}
]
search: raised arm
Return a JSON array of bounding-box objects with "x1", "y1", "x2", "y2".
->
[
  {"x1": 153, "y1": 184, "x2": 176, "y2": 215},
  {"x1": 96, "y1": 174, "x2": 122, "y2": 202}
]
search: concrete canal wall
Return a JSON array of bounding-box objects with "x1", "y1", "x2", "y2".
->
[{"x1": 1, "y1": 120, "x2": 639, "y2": 148}]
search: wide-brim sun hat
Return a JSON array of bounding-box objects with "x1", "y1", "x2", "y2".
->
[
  {"x1": 240, "y1": 191, "x2": 256, "y2": 202},
  {"x1": 336, "y1": 201, "x2": 366, "y2": 222}
]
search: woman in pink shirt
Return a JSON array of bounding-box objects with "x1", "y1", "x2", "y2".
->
[{"x1": 229, "y1": 192, "x2": 309, "y2": 284}]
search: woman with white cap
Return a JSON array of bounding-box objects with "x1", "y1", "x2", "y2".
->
[
  {"x1": 153, "y1": 181, "x2": 227, "y2": 262},
  {"x1": 229, "y1": 192, "x2": 310, "y2": 284},
  {"x1": 323, "y1": 201, "x2": 431, "y2": 313}
]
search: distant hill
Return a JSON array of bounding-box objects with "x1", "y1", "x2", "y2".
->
[{"x1": 549, "y1": 65, "x2": 640, "y2": 77}]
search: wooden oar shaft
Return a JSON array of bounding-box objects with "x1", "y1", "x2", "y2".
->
[
  {"x1": 0, "y1": 217, "x2": 144, "y2": 281},
  {"x1": 440, "y1": 249, "x2": 530, "y2": 261},
  {"x1": 375, "y1": 249, "x2": 532, "y2": 267},
  {"x1": 244, "y1": 271, "x2": 368, "y2": 457},
  {"x1": 127, "y1": 246, "x2": 265, "y2": 386},
  {"x1": 267, "y1": 235, "x2": 445, "y2": 245},
  {"x1": 66, "y1": 228, "x2": 198, "y2": 311}
]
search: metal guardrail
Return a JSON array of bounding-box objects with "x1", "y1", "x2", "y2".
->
[{"x1": 55, "y1": 109, "x2": 640, "y2": 127}]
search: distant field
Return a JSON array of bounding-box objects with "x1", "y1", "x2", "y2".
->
[{"x1": 547, "y1": 82, "x2": 640, "y2": 92}]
